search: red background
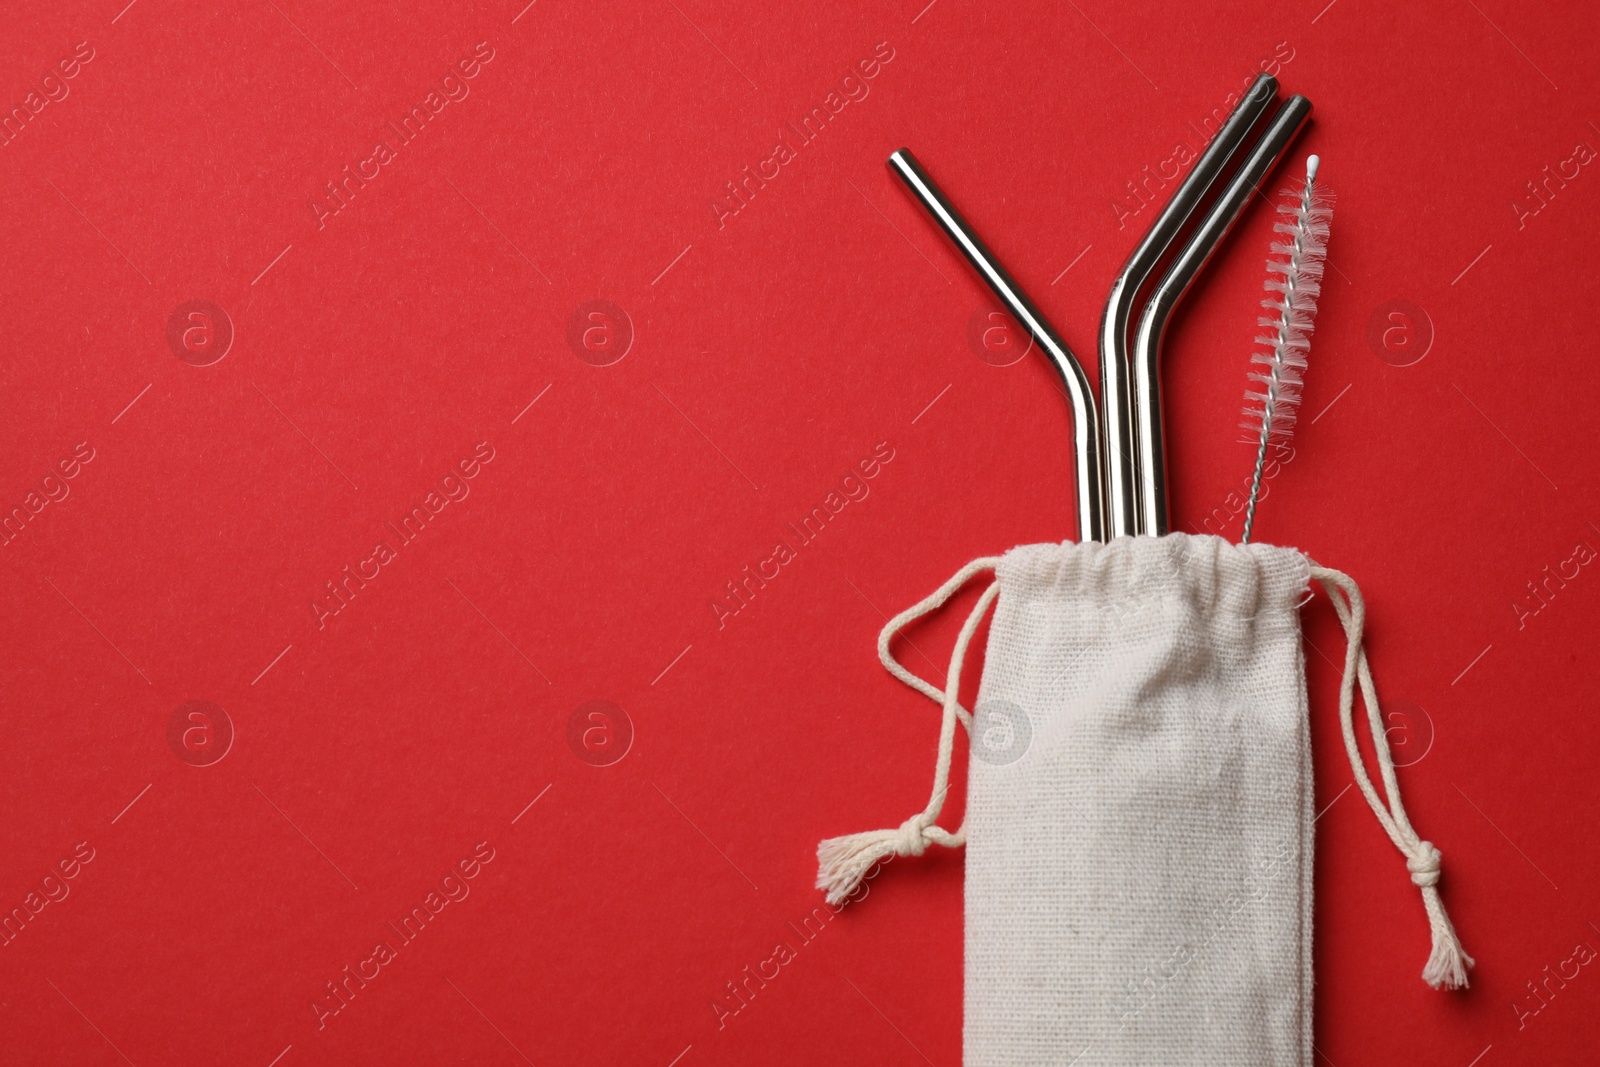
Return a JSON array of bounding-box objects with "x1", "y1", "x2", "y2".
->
[{"x1": 2, "y1": 1, "x2": 1597, "y2": 1064}]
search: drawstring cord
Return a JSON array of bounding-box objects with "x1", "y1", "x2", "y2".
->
[
  {"x1": 817, "y1": 554, "x2": 1474, "y2": 992},
  {"x1": 815, "y1": 557, "x2": 1001, "y2": 906},
  {"x1": 1312, "y1": 563, "x2": 1474, "y2": 990}
]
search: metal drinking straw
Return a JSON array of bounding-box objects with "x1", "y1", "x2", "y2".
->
[
  {"x1": 1098, "y1": 73, "x2": 1279, "y2": 538},
  {"x1": 1131, "y1": 95, "x2": 1313, "y2": 536},
  {"x1": 888, "y1": 148, "x2": 1106, "y2": 542}
]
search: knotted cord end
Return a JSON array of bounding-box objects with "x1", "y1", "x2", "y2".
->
[
  {"x1": 1420, "y1": 887, "x2": 1475, "y2": 990},
  {"x1": 815, "y1": 817, "x2": 930, "y2": 906},
  {"x1": 1408, "y1": 842, "x2": 1473, "y2": 990}
]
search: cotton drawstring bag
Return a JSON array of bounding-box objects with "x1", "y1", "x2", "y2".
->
[{"x1": 817, "y1": 534, "x2": 1471, "y2": 1066}]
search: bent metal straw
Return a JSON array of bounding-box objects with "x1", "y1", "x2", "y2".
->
[
  {"x1": 887, "y1": 148, "x2": 1106, "y2": 543},
  {"x1": 1131, "y1": 94, "x2": 1313, "y2": 536},
  {"x1": 1099, "y1": 72, "x2": 1279, "y2": 538}
]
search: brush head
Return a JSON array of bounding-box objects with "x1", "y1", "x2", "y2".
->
[{"x1": 1240, "y1": 158, "x2": 1334, "y2": 446}]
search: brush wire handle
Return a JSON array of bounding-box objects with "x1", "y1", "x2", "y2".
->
[{"x1": 1241, "y1": 156, "x2": 1333, "y2": 543}]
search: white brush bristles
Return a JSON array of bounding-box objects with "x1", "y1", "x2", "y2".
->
[{"x1": 1241, "y1": 157, "x2": 1333, "y2": 543}]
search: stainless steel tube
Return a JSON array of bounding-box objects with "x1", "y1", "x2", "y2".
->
[
  {"x1": 1131, "y1": 95, "x2": 1313, "y2": 536},
  {"x1": 888, "y1": 148, "x2": 1106, "y2": 542},
  {"x1": 1099, "y1": 73, "x2": 1278, "y2": 538}
]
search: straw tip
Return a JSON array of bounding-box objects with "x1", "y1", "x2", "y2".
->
[{"x1": 1306, "y1": 155, "x2": 1320, "y2": 181}]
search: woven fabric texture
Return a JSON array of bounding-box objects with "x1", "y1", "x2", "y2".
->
[{"x1": 965, "y1": 534, "x2": 1313, "y2": 1067}]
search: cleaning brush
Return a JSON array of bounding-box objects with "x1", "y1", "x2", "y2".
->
[{"x1": 1240, "y1": 154, "x2": 1332, "y2": 544}]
